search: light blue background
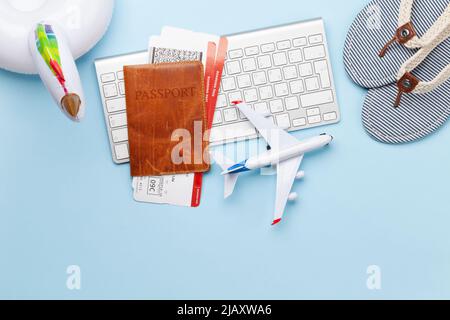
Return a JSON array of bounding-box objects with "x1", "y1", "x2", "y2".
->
[{"x1": 1, "y1": 0, "x2": 450, "y2": 300}]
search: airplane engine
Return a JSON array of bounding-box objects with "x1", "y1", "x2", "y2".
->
[
  {"x1": 255, "y1": 109, "x2": 271, "y2": 117},
  {"x1": 288, "y1": 192, "x2": 298, "y2": 201},
  {"x1": 295, "y1": 171, "x2": 305, "y2": 180},
  {"x1": 260, "y1": 112, "x2": 272, "y2": 117}
]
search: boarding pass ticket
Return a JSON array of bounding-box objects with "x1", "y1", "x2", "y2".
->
[{"x1": 132, "y1": 174, "x2": 202, "y2": 207}]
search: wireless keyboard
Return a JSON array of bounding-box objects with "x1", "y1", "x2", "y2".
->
[
  {"x1": 211, "y1": 18, "x2": 340, "y2": 143},
  {"x1": 95, "y1": 19, "x2": 340, "y2": 164}
]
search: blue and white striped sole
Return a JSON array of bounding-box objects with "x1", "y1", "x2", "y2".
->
[
  {"x1": 344, "y1": 0, "x2": 450, "y2": 89},
  {"x1": 362, "y1": 30, "x2": 450, "y2": 144},
  {"x1": 362, "y1": 84, "x2": 450, "y2": 144}
]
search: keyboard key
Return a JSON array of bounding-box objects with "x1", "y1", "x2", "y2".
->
[
  {"x1": 290, "y1": 80, "x2": 305, "y2": 94},
  {"x1": 268, "y1": 69, "x2": 283, "y2": 83},
  {"x1": 242, "y1": 58, "x2": 257, "y2": 72},
  {"x1": 274, "y1": 83, "x2": 289, "y2": 97},
  {"x1": 300, "y1": 90, "x2": 334, "y2": 108},
  {"x1": 117, "y1": 71, "x2": 124, "y2": 80},
  {"x1": 109, "y1": 112, "x2": 127, "y2": 128},
  {"x1": 270, "y1": 100, "x2": 284, "y2": 113},
  {"x1": 244, "y1": 88, "x2": 258, "y2": 102},
  {"x1": 254, "y1": 102, "x2": 269, "y2": 115},
  {"x1": 226, "y1": 61, "x2": 241, "y2": 75},
  {"x1": 324, "y1": 112, "x2": 338, "y2": 121},
  {"x1": 283, "y1": 66, "x2": 298, "y2": 80},
  {"x1": 222, "y1": 77, "x2": 236, "y2": 91},
  {"x1": 253, "y1": 71, "x2": 267, "y2": 85},
  {"x1": 307, "y1": 108, "x2": 320, "y2": 116},
  {"x1": 213, "y1": 111, "x2": 223, "y2": 125},
  {"x1": 103, "y1": 83, "x2": 118, "y2": 98},
  {"x1": 261, "y1": 43, "x2": 276, "y2": 53},
  {"x1": 228, "y1": 91, "x2": 243, "y2": 103},
  {"x1": 299, "y1": 63, "x2": 313, "y2": 77},
  {"x1": 112, "y1": 128, "x2": 128, "y2": 143},
  {"x1": 277, "y1": 40, "x2": 291, "y2": 50},
  {"x1": 305, "y1": 77, "x2": 320, "y2": 91},
  {"x1": 209, "y1": 122, "x2": 256, "y2": 143},
  {"x1": 106, "y1": 97, "x2": 126, "y2": 113},
  {"x1": 276, "y1": 114, "x2": 291, "y2": 129},
  {"x1": 216, "y1": 94, "x2": 228, "y2": 108},
  {"x1": 314, "y1": 60, "x2": 331, "y2": 88},
  {"x1": 304, "y1": 45, "x2": 326, "y2": 60},
  {"x1": 288, "y1": 49, "x2": 303, "y2": 63},
  {"x1": 257, "y1": 55, "x2": 272, "y2": 69},
  {"x1": 118, "y1": 82, "x2": 125, "y2": 95},
  {"x1": 308, "y1": 115, "x2": 322, "y2": 124},
  {"x1": 223, "y1": 108, "x2": 239, "y2": 122},
  {"x1": 293, "y1": 118, "x2": 307, "y2": 127},
  {"x1": 114, "y1": 144, "x2": 129, "y2": 160},
  {"x1": 273, "y1": 52, "x2": 287, "y2": 66},
  {"x1": 309, "y1": 34, "x2": 323, "y2": 44},
  {"x1": 293, "y1": 37, "x2": 307, "y2": 47},
  {"x1": 229, "y1": 49, "x2": 244, "y2": 59},
  {"x1": 245, "y1": 46, "x2": 259, "y2": 56},
  {"x1": 237, "y1": 74, "x2": 252, "y2": 88},
  {"x1": 285, "y1": 97, "x2": 300, "y2": 110},
  {"x1": 101, "y1": 72, "x2": 115, "y2": 83},
  {"x1": 259, "y1": 86, "x2": 274, "y2": 100}
]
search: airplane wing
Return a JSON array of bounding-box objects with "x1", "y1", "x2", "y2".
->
[
  {"x1": 236, "y1": 103, "x2": 299, "y2": 152},
  {"x1": 211, "y1": 150, "x2": 240, "y2": 198},
  {"x1": 272, "y1": 155, "x2": 304, "y2": 225}
]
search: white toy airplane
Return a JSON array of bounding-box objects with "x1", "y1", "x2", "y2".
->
[{"x1": 214, "y1": 102, "x2": 334, "y2": 226}]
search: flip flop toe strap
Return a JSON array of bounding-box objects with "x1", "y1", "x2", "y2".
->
[
  {"x1": 392, "y1": 4, "x2": 450, "y2": 107},
  {"x1": 380, "y1": 0, "x2": 450, "y2": 57},
  {"x1": 395, "y1": 47, "x2": 450, "y2": 107},
  {"x1": 379, "y1": 22, "x2": 417, "y2": 57}
]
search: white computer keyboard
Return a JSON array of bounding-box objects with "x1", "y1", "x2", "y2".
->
[
  {"x1": 95, "y1": 19, "x2": 340, "y2": 164},
  {"x1": 210, "y1": 18, "x2": 340, "y2": 143}
]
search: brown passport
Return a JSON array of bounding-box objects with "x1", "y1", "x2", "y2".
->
[{"x1": 124, "y1": 61, "x2": 210, "y2": 177}]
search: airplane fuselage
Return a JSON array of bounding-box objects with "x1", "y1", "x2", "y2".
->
[{"x1": 222, "y1": 134, "x2": 333, "y2": 175}]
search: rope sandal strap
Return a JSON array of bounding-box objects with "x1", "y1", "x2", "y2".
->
[
  {"x1": 394, "y1": 22, "x2": 450, "y2": 107},
  {"x1": 417, "y1": 2, "x2": 450, "y2": 47},
  {"x1": 380, "y1": 0, "x2": 450, "y2": 57}
]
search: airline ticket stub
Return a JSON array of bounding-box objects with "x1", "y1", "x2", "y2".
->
[{"x1": 132, "y1": 174, "x2": 202, "y2": 207}]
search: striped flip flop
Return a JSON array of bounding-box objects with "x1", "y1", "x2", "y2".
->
[
  {"x1": 362, "y1": 29, "x2": 450, "y2": 144},
  {"x1": 344, "y1": 0, "x2": 450, "y2": 88}
]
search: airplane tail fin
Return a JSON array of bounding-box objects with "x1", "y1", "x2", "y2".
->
[
  {"x1": 211, "y1": 151, "x2": 240, "y2": 199},
  {"x1": 223, "y1": 173, "x2": 240, "y2": 199}
]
